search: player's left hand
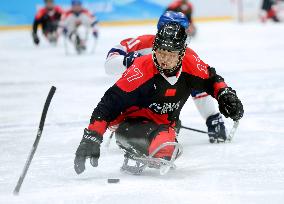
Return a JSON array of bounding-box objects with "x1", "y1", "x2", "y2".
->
[
  {"x1": 123, "y1": 51, "x2": 142, "y2": 68},
  {"x1": 217, "y1": 87, "x2": 244, "y2": 121}
]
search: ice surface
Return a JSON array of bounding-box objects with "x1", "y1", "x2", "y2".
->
[{"x1": 0, "y1": 22, "x2": 284, "y2": 204}]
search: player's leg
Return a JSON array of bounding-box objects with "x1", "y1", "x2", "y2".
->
[
  {"x1": 191, "y1": 90, "x2": 227, "y2": 143},
  {"x1": 115, "y1": 118, "x2": 157, "y2": 157},
  {"x1": 44, "y1": 21, "x2": 59, "y2": 44},
  {"x1": 148, "y1": 125, "x2": 176, "y2": 160},
  {"x1": 115, "y1": 118, "x2": 179, "y2": 174},
  {"x1": 115, "y1": 118, "x2": 158, "y2": 174}
]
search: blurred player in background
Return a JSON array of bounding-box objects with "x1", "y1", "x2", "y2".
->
[
  {"x1": 32, "y1": 0, "x2": 63, "y2": 45},
  {"x1": 104, "y1": 11, "x2": 228, "y2": 144},
  {"x1": 61, "y1": 0, "x2": 98, "y2": 54},
  {"x1": 261, "y1": 0, "x2": 281, "y2": 22},
  {"x1": 166, "y1": 0, "x2": 197, "y2": 37}
]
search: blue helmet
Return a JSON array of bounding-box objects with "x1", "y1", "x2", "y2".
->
[
  {"x1": 157, "y1": 11, "x2": 189, "y2": 30},
  {"x1": 71, "y1": 0, "x2": 82, "y2": 6}
]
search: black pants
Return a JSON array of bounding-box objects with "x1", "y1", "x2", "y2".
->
[
  {"x1": 262, "y1": 0, "x2": 273, "y2": 11},
  {"x1": 115, "y1": 118, "x2": 163, "y2": 156},
  {"x1": 42, "y1": 21, "x2": 59, "y2": 34}
]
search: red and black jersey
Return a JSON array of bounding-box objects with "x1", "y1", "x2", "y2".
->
[
  {"x1": 32, "y1": 6, "x2": 63, "y2": 34},
  {"x1": 89, "y1": 53, "x2": 227, "y2": 136},
  {"x1": 106, "y1": 34, "x2": 211, "y2": 99}
]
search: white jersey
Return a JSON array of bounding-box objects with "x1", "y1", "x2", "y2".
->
[{"x1": 61, "y1": 9, "x2": 95, "y2": 34}]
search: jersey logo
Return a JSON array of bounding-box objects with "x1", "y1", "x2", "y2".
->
[
  {"x1": 192, "y1": 55, "x2": 208, "y2": 75},
  {"x1": 165, "y1": 89, "x2": 176, "y2": 97},
  {"x1": 149, "y1": 101, "x2": 181, "y2": 114},
  {"x1": 127, "y1": 38, "x2": 141, "y2": 49}
]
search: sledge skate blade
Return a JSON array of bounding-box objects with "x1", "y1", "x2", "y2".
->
[
  {"x1": 120, "y1": 142, "x2": 183, "y2": 175},
  {"x1": 160, "y1": 165, "x2": 171, "y2": 175}
]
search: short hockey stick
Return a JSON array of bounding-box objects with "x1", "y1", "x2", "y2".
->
[
  {"x1": 226, "y1": 120, "x2": 239, "y2": 142},
  {"x1": 105, "y1": 131, "x2": 115, "y2": 148},
  {"x1": 180, "y1": 125, "x2": 214, "y2": 135},
  {"x1": 13, "y1": 86, "x2": 56, "y2": 195},
  {"x1": 181, "y1": 120, "x2": 240, "y2": 142}
]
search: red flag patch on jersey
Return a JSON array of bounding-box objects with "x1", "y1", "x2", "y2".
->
[{"x1": 165, "y1": 89, "x2": 176, "y2": 97}]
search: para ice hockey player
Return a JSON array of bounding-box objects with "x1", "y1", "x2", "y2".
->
[
  {"x1": 105, "y1": 11, "x2": 227, "y2": 144},
  {"x1": 32, "y1": 0, "x2": 63, "y2": 45},
  {"x1": 61, "y1": 0, "x2": 98, "y2": 53},
  {"x1": 74, "y1": 22, "x2": 244, "y2": 175},
  {"x1": 260, "y1": 0, "x2": 281, "y2": 22}
]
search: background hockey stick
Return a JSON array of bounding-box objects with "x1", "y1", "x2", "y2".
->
[
  {"x1": 181, "y1": 120, "x2": 240, "y2": 143},
  {"x1": 180, "y1": 125, "x2": 214, "y2": 135},
  {"x1": 13, "y1": 86, "x2": 56, "y2": 195},
  {"x1": 226, "y1": 120, "x2": 239, "y2": 142},
  {"x1": 64, "y1": 35, "x2": 70, "y2": 55},
  {"x1": 105, "y1": 131, "x2": 114, "y2": 148}
]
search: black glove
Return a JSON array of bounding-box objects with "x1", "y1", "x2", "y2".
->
[
  {"x1": 217, "y1": 87, "x2": 244, "y2": 121},
  {"x1": 74, "y1": 128, "x2": 103, "y2": 174},
  {"x1": 123, "y1": 51, "x2": 142, "y2": 68},
  {"x1": 32, "y1": 33, "x2": 40, "y2": 45}
]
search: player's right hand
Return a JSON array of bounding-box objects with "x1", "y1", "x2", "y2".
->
[
  {"x1": 74, "y1": 128, "x2": 102, "y2": 174},
  {"x1": 32, "y1": 33, "x2": 40, "y2": 45}
]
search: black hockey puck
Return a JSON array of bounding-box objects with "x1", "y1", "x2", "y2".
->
[{"x1": 107, "y1": 178, "x2": 120, "y2": 183}]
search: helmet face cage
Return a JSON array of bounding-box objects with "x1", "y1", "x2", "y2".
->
[
  {"x1": 153, "y1": 23, "x2": 187, "y2": 76},
  {"x1": 152, "y1": 47, "x2": 186, "y2": 76}
]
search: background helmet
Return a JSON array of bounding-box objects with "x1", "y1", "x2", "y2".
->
[
  {"x1": 44, "y1": 0, "x2": 54, "y2": 2},
  {"x1": 153, "y1": 22, "x2": 187, "y2": 76},
  {"x1": 157, "y1": 11, "x2": 189, "y2": 31},
  {"x1": 71, "y1": 0, "x2": 82, "y2": 6}
]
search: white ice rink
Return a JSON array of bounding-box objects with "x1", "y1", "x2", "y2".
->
[{"x1": 1, "y1": 21, "x2": 284, "y2": 204}]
